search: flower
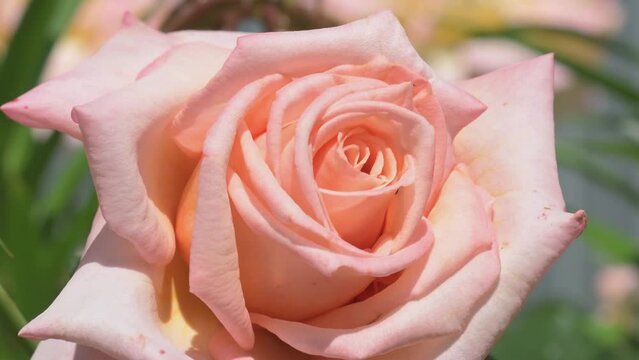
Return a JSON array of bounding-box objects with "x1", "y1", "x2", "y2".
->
[{"x1": 2, "y1": 12, "x2": 586, "y2": 360}]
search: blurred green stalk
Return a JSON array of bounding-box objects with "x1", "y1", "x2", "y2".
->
[
  {"x1": 0, "y1": 283, "x2": 26, "y2": 329},
  {"x1": 0, "y1": 237, "x2": 13, "y2": 258},
  {"x1": 0, "y1": 283, "x2": 34, "y2": 351},
  {"x1": 470, "y1": 26, "x2": 639, "y2": 106}
]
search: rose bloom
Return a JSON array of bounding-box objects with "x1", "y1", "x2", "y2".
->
[{"x1": 2, "y1": 12, "x2": 586, "y2": 360}]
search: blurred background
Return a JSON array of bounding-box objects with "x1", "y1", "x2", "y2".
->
[{"x1": 0, "y1": 0, "x2": 638, "y2": 359}]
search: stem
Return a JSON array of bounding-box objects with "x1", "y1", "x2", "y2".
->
[
  {"x1": 0, "y1": 283, "x2": 26, "y2": 332},
  {"x1": 0, "y1": 236, "x2": 14, "y2": 258},
  {"x1": 469, "y1": 29, "x2": 639, "y2": 106},
  {"x1": 0, "y1": 283, "x2": 36, "y2": 352}
]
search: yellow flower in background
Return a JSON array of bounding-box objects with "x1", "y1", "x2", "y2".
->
[
  {"x1": 303, "y1": 0, "x2": 621, "y2": 42},
  {"x1": 300, "y1": 0, "x2": 623, "y2": 82},
  {"x1": 0, "y1": 0, "x2": 25, "y2": 55}
]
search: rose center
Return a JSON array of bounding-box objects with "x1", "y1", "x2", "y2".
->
[
  {"x1": 340, "y1": 130, "x2": 388, "y2": 179},
  {"x1": 313, "y1": 127, "x2": 396, "y2": 192}
]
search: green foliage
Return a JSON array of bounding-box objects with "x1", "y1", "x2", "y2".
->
[
  {"x1": 582, "y1": 219, "x2": 639, "y2": 263},
  {"x1": 557, "y1": 143, "x2": 639, "y2": 208},
  {"x1": 493, "y1": 302, "x2": 639, "y2": 360},
  {"x1": 471, "y1": 26, "x2": 639, "y2": 106},
  {"x1": 0, "y1": 0, "x2": 85, "y2": 358}
]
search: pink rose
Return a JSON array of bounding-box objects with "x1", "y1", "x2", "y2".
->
[{"x1": 3, "y1": 12, "x2": 586, "y2": 360}]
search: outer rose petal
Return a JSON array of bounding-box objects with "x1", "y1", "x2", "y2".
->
[
  {"x1": 306, "y1": 167, "x2": 495, "y2": 330},
  {"x1": 0, "y1": 18, "x2": 240, "y2": 138},
  {"x1": 73, "y1": 42, "x2": 229, "y2": 264},
  {"x1": 430, "y1": 79, "x2": 486, "y2": 137},
  {"x1": 33, "y1": 340, "x2": 114, "y2": 360},
  {"x1": 425, "y1": 55, "x2": 587, "y2": 359},
  {"x1": 176, "y1": 11, "x2": 434, "y2": 138},
  {"x1": 251, "y1": 244, "x2": 499, "y2": 360},
  {"x1": 454, "y1": 54, "x2": 563, "y2": 205},
  {"x1": 247, "y1": 169, "x2": 498, "y2": 359},
  {"x1": 436, "y1": 201, "x2": 586, "y2": 360},
  {"x1": 19, "y1": 224, "x2": 189, "y2": 360},
  {"x1": 190, "y1": 74, "x2": 289, "y2": 350}
]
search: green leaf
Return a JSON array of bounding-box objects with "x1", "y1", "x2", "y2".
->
[
  {"x1": 0, "y1": 318, "x2": 31, "y2": 360},
  {"x1": 586, "y1": 320, "x2": 627, "y2": 348},
  {"x1": 493, "y1": 302, "x2": 604, "y2": 360},
  {"x1": 557, "y1": 144, "x2": 639, "y2": 207},
  {"x1": 0, "y1": 283, "x2": 26, "y2": 333},
  {"x1": 0, "y1": 283, "x2": 34, "y2": 354},
  {"x1": 0, "y1": 237, "x2": 13, "y2": 259},
  {"x1": 0, "y1": 0, "x2": 82, "y2": 358},
  {"x1": 1, "y1": 127, "x2": 34, "y2": 179},
  {"x1": 581, "y1": 219, "x2": 639, "y2": 263},
  {"x1": 49, "y1": 189, "x2": 98, "y2": 278},
  {"x1": 583, "y1": 140, "x2": 639, "y2": 164},
  {"x1": 25, "y1": 131, "x2": 63, "y2": 188},
  {"x1": 0, "y1": 0, "x2": 81, "y2": 98},
  {"x1": 34, "y1": 149, "x2": 89, "y2": 223},
  {"x1": 483, "y1": 26, "x2": 639, "y2": 64},
  {"x1": 471, "y1": 27, "x2": 639, "y2": 105}
]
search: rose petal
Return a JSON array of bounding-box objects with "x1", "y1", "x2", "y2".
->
[
  {"x1": 209, "y1": 329, "x2": 312, "y2": 360},
  {"x1": 431, "y1": 79, "x2": 486, "y2": 138},
  {"x1": 326, "y1": 55, "x2": 427, "y2": 87},
  {"x1": 433, "y1": 54, "x2": 588, "y2": 359},
  {"x1": 218, "y1": 10, "x2": 432, "y2": 95},
  {"x1": 74, "y1": 42, "x2": 229, "y2": 264},
  {"x1": 230, "y1": 173, "x2": 372, "y2": 320},
  {"x1": 228, "y1": 173, "x2": 432, "y2": 277},
  {"x1": 454, "y1": 54, "x2": 563, "y2": 204},
  {"x1": 176, "y1": 11, "x2": 432, "y2": 145},
  {"x1": 252, "y1": 242, "x2": 499, "y2": 359},
  {"x1": 82, "y1": 209, "x2": 105, "y2": 254},
  {"x1": 314, "y1": 134, "x2": 388, "y2": 192},
  {"x1": 266, "y1": 73, "x2": 343, "y2": 178},
  {"x1": 19, "y1": 224, "x2": 189, "y2": 360},
  {"x1": 412, "y1": 88, "x2": 452, "y2": 212},
  {"x1": 290, "y1": 81, "x2": 389, "y2": 224},
  {"x1": 307, "y1": 166, "x2": 495, "y2": 330},
  {"x1": 228, "y1": 170, "x2": 432, "y2": 320},
  {"x1": 0, "y1": 19, "x2": 238, "y2": 139},
  {"x1": 373, "y1": 205, "x2": 587, "y2": 360},
  {"x1": 189, "y1": 74, "x2": 289, "y2": 350},
  {"x1": 32, "y1": 340, "x2": 114, "y2": 360},
  {"x1": 315, "y1": 128, "x2": 398, "y2": 248},
  {"x1": 321, "y1": 100, "x2": 435, "y2": 251},
  {"x1": 436, "y1": 200, "x2": 586, "y2": 360}
]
